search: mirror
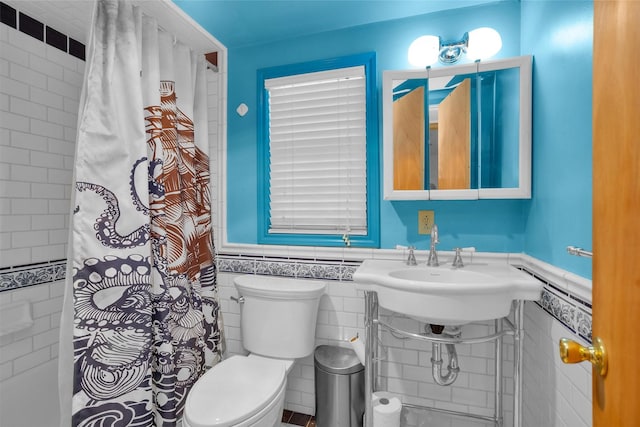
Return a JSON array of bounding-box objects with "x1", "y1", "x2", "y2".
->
[{"x1": 383, "y1": 56, "x2": 531, "y2": 200}]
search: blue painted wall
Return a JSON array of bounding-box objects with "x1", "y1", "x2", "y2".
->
[
  {"x1": 521, "y1": 1, "x2": 593, "y2": 279},
  {"x1": 221, "y1": 2, "x2": 524, "y2": 251},
  {"x1": 178, "y1": 1, "x2": 593, "y2": 279}
]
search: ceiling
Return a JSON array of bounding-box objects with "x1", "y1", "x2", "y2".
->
[
  {"x1": 6, "y1": 0, "x2": 505, "y2": 49},
  {"x1": 172, "y1": 0, "x2": 505, "y2": 48}
]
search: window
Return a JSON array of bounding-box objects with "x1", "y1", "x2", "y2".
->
[{"x1": 257, "y1": 53, "x2": 379, "y2": 247}]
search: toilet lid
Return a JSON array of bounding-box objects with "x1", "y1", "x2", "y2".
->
[{"x1": 185, "y1": 355, "x2": 286, "y2": 427}]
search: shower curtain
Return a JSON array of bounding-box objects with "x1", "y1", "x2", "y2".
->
[{"x1": 58, "y1": 1, "x2": 224, "y2": 425}]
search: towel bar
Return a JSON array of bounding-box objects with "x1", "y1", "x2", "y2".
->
[{"x1": 567, "y1": 246, "x2": 592, "y2": 258}]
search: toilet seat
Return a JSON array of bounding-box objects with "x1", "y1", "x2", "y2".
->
[{"x1": 184, "y1": 355, "x2": 286, "y2": 427}]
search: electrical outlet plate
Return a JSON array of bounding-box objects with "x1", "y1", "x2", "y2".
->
[{"x1": 418, "y1": 210, "x2": 435, "y2": 235}]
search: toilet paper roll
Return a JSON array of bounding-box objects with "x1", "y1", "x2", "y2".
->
[
  {"x1": 349, "y1": 335, "x2": 366, "y2": 366},
  {"x1": 372, "y1": 392, "x2": 402, "y2": 427}
]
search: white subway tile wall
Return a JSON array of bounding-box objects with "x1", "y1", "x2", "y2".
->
[
  {"x1": 0, "y1": 14, "x2": 76, "y2": 389},
  {"x1": 523, "y1": 303, "x2": 592, "y2": 427},
  {"x1": 206, "y1": 67, "x2": 222, "y2": 250},
  {"x1": 0, "y1": 279, "x2": 64, "y2": 380},
  {"x1": 0, "y1": 23, "x2": 82, "y2": 268}
]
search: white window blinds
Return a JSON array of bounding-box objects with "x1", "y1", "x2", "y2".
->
[{"x1": 265, "y1": 66, "x2": 368, "y2": 235}]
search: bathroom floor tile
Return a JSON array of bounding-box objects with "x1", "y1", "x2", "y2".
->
[
  {"x1": 281, "y1": 409, "x2": 293, "y2": 423},
  {"x1": 281, "y1": 411, "x2": 315, "y2": 426},
  {"x1": 282, "y1": 421, "x2": 315, "y2": 427},
  {"x1": 282, "y1": 422, "x2": 315, "y2": 427}
]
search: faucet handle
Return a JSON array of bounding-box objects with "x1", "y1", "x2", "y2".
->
[
  {"x1": 452, "y1": 247, "x2": 475, "y2": 268},
  {"x1": 407, "y1": 246, "x2": 417, "y2": 266},
  {"x1": 395, "y1": 245, "x2": 418, "y2": 266},
  {"x1": 452, "y1": 248, "x2": 464, "y2": 268}
]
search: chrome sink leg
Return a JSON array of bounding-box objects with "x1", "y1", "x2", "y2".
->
[
  {"x1": 495, "y1": 318, "x2": 503, "y2": 427},
  {"x1": 364, "y1": 291, "x2": 377, "y2": 427},
  {"x1": 513, "y1": 300, "x2": 524, "y2": 427}
]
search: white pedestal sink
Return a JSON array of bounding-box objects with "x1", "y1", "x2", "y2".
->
[{"x1": 353, "y1": 259, "x2": 542, "y2": 325}]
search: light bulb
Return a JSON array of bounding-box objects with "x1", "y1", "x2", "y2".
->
[
  {"x1": 466, "y1": 27, "x2": 502, "y2": 61},
  {"x1": 408, "y1": 35, "x2": 440, "y2": 67}
]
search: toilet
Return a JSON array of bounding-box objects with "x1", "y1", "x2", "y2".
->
[{"x1": 183, "y1": 275, "x2": 326, "y2": 427}]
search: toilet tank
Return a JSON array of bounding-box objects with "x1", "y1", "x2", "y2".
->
[{"x1": 234, "y1": 275, "x2": 326, "y2": 359}]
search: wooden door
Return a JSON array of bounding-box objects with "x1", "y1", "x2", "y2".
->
[
  {"x1": 592, "y1": 0, "x2": 640, "y2": 425},
  {"x1": 438, "y1": 78, "x2": 471, "y2": 189},
  {"x1": 393, "y1": 86, "x2": 425, "y2": 190}
]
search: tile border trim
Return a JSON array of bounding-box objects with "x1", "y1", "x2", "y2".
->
[
  {"x1": 515, "y1": 265, "x2": 592, "y2": 344},
  {"x1": 217, "y1": 254, "x2": 359, "y2": 282},
  {"x1": 0, "y1": 260, "x2": 66, "y2": 291},
  {"x1": 217, "y1": 252, "x2": 593, "y2": 344},
  {"x1": 0, "y1": 253, "x2": 593, "y2": 345}
]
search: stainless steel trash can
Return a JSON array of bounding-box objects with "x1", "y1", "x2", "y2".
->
[{"x1": 314, "y1": 345, "x2": 364, "y2": 427}]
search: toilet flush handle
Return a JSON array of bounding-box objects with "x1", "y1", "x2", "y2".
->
[{"x1": 231, "y1": 295, "x2": 245, "y2": 304}]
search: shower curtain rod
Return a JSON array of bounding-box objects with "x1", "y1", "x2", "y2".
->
[{"x1": 132, "y1": 0, "x2": 224, "y2": 55}]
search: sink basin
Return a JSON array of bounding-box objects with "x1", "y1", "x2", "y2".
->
[
  {"x1": 388, "y1": 267, "x2": 495, "y2": 285},
  {"x1": 353, "y1": 259, "x2": 542, "y2": 325}
]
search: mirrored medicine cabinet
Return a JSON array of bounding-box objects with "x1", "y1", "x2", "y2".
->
[{"x1": 382, "y1": 55, "x2": 532, "y2": 200}]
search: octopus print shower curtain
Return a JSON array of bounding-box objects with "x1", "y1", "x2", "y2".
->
[{"x1": 58, "y1": 1, "x2": 224, "y2": 426}]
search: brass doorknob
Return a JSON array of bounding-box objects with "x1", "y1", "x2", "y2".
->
[{"x1": 559, "y1": 336, "x2": 607, "y2": 377}]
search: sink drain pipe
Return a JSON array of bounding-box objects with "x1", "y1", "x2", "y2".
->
[{"x1": 429, "y1": 325, "x2": 460, "y2": 386}]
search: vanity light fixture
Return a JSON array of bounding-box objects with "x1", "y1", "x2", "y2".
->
[{"x1": 408, "y1": 27, "x2": 502, "y2": 67}]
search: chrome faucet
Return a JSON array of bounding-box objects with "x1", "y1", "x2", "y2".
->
[
  {"x1": 406, "y1": 246, "x2": 417, "y2": 266},
  {"x1": 452, "y1": 247, "x2": 464, "y2": 268},
  {"x1": 427, "y1": 224, "x2": 439, "y2": 266}
]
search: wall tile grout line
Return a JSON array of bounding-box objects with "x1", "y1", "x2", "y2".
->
[{"x1": 0, "y1": 258, "x2": 67, "y2": 272}]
